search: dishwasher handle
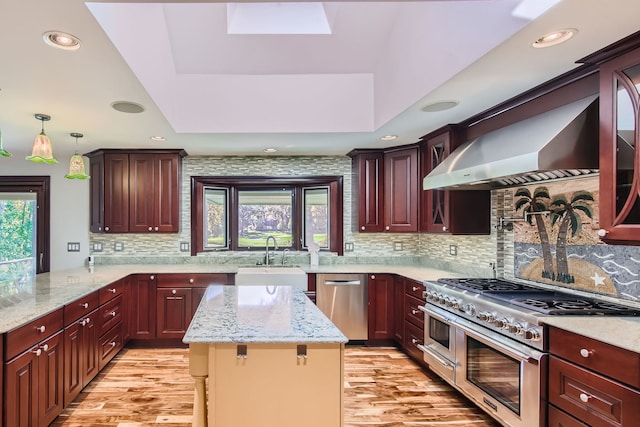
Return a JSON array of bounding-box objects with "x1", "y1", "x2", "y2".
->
[{"x1": 323, "y1": 279, "x2": 362, "y2": 285}]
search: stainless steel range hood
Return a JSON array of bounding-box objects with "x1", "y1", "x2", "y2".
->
[{"x1": 422, "y1": 95, "x2": 599, "y2": 190}]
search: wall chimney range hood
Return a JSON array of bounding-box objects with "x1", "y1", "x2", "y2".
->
[{"x1": 422, "y1": 95, "x2": 599, "y2": 190}]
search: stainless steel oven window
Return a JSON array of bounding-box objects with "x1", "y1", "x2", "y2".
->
[
  {"x1": 466, "y1": 336, "x2": 521, "y2": 415},
  {"x1": 429, "y1": 316, "x2": 451, "y2": 350}
]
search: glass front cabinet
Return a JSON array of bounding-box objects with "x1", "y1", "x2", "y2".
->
[{"x1": 599, "y1": 47, "x2": 640, "y2": 244}]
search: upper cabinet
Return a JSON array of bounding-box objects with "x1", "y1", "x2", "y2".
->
[
  {"x1": 348, "y1": 145, "x2": 419, "y2": 233},
  {"x1": 86, "y1": 149, "x2": 186, "y2": 233},
  {"x1": 598, "y1": 47, "x2": 640, "y2": 244},
  {"x1": 419, "y1": 128, "x2": 490, "y2": 235}
]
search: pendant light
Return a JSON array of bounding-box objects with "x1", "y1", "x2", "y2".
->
[
  {"x1": 0, "y1": 128, "x2": 11, "y2": 157},
  {"x1": 26, "y1": 113, "x2": 58, "y2": 164},
  {"x1": 65, "y1": 133, "x2": 90, "y2": 179}
]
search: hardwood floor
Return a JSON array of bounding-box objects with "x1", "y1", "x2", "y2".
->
[{"x1": 52, "y1": 346, "x2": 500, "y2": 427}]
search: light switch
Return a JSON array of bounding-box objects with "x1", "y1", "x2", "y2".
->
[
  {"x1": 180, "y1": 242, "x2": 190, "y2": 252},
  {"x1": 67, "y1": 242, "x2": 80, "y2": 252},
  {"x1": 393, "y1": 242, "x2": 403, "y2": 251},
  {"x1": 449, "y1": 245, "x2": 457, "y2": 256},
  {"x1": 92, "y1": 242, "x2": 103, "y2": 252},
  {"x1": 114, "y1": 242, "x2": 124, "y2": 251},
  {"x1": 344, "y1": 242, "x2": 354, "y2": 252}
]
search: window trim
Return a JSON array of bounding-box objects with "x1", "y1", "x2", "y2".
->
[
  {"x1": 0, "y1": 176, "x2": 51, "y2": 273},
  {"x1": 191, "y1": 176, "x2": 343, "y2": 255}
]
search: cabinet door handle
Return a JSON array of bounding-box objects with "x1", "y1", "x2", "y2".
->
[
  {"x1": 111, "y1": 311, "x2": 117, "y2": 317},
  {"x1": 41, "y1": 344, "x2": 49, "y2": 352},
  {"x1": 442, "y1": 226, "x2": 448, "y2": 232},
  {"x1": 148, "y1": 227, "x2": 153, "y2": 231},
  {"x1": 81, "y1": 302, "x2": 89, "y2": 309},
  {"x1": 385, "y1": 226, "x2": 390, "y2": 230},
  {"x1": 105, "y1": 226, "x2": 110, "y2": 231},
  {"x1": 172, "y1": 289, "x2": 177, "y2": 295},
  {"x1": 33, "y1": 348, "x2": 42, "y2": 356},
  {"x1": 189, "y1": 278, "x2": 195, "y2": 284},
  {"x1": 361, "y1": 226, "x2": 365, "y2": 231},
  {"x1": 579, "y1": 393, "x2": 591, "y2": 403},
  {"x1": 110, "y1": 341, "x2": 117, "y2": 348},
  {"x1": 412, "y1": 286, "x2": 420, "y2": 291},
  {"x1": 370, "y1": 275, "x2": 376, "y2": 279},
  {"x1": 411, "y1": 309, "x2": 419, "y2": 315},
  {"x1": 154, "y1": 226, "x2": 159, "y2": 231},
  {"x1": 150, "y1": 275, "x2": 155, "y2": 280},
  {"x1": 109, "y1": 288, "x2": 117, "y2": 293},
  {"x1": 411, "y1": 338, "x2": 420, "y2": 345},
  {"x1": 36, "y1": 325, "x2": 46, "y2": 333}
]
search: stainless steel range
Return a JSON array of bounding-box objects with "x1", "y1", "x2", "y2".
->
[{"x1": 418, "y1": 278, "x2": 639, "y2": 427}]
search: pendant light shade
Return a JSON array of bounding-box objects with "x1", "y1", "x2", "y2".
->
[
  {"x1": 0, "y1": 128, "x2": 11, "y2": 157},
  {"x1": 65, "y1": 133, "x2": 90, "y2": 180},
  {"x1": 26, "y1": 114, "x2": 58, "y2": 164}
]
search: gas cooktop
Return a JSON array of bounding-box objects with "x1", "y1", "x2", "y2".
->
[{"x1": 437, "y1": 278, "x2": 640, "y2": 316}]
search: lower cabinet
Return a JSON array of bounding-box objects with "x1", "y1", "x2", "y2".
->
[
  {"x1": 129, "y1": 274, "x2": 157, "y2": 339},
  {"x1": 157, "y1": 287, "x2": 193, "y2": 339},
  {"x1": 367, "y1": 274, "x2": 395, "y2": 341},
  {"x1": 63, "y1": 308, "x2": 100, "y2": 406},
  {"x1": 4, "y1": 330, "x2": 65, "y2": 427},
  {"x1": 548, "y1": 326, "x2": 640, "y2": 427}
]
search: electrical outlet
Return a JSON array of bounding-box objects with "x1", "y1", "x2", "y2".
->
[
  {"x1": 393, "y1": 242, "x2": 403, "y2": 251},
  {"x1": 449, "y1": 245, "x2": 457, "y2": 256},
  {"x1": 92, "y1": 242, "x2": 103, "y2": 252},
  {"x1": 114, "y1": 242, "x2": 124, "y2": 252},
  {"x1": 180, "y1": 242, "x2": 190, "y2": 252},
  {"x1": 67, "y1": 242, "x2": 80, "y2": 252},
  {"x1": 344, "y1": 242, "x2": 354, "y2": 252}
]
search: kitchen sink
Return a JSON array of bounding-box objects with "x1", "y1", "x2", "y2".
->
[{"x1": 235, "y1": 267, "x2": 307, "y2": 289}]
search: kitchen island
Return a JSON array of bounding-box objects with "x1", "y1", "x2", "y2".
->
[{"x1": 183, "y1": 285, "x2": 348, "y2": 427}]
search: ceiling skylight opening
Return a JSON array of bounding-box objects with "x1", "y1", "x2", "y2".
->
[
  {"x1": 226, "y1": 2, "x2": 331, "y2": 35},
  {"x1": 511, "y1": 0, "x2": 562, "y2": 20}
]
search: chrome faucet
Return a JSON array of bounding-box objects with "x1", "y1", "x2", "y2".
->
[
  {"x1": 265, "y1": 236, "x2": 278, "y2": 266},
  {"x1": 282, "y1": 248, "x2": 290, "y2": 266}
]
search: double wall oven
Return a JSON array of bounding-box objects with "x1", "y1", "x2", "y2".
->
[{"x1": 418, "y1": 278, "x2": 640, "y2": 427}]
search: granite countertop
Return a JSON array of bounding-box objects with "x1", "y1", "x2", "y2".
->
[
  {"x1": 183, "y1": 285, "x2": 347, "y2": 344},
  {"x1": 0, "y1": 263, "x2": 457, "y2": 333}
]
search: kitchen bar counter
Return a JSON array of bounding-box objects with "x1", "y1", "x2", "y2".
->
[{"x1": 184, "y1": 285, "x2": 346, "y2": 427}]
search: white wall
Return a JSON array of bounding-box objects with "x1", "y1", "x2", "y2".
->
[{"x1": 1, "y1": 159, "x2": 90, "y2": 271}]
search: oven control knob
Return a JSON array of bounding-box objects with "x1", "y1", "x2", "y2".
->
[
  {"x1": 508, "y1": 323, "x2": 524, "y2": 335},
  {"x1": 444, "y1": 296, "x2": 454, "y2": 307},
  {"x1": 463, "y1": 304, "x2": 476, "y2": 316},
  {"x1": 524, "y1": 328, "x2": 541, "y2": 341},
  {"x1": 493, "y1": 317, "x2": 509, "y2": 329},
  {"x1": 450, "y1": 299, "x2": 461, "y2": 310},
  {"x1": 437, "y1": 294, "x2": 447, "y2": 304},
  {"x1": 478, "y1": 312, "x2": 495, "y2": 323}
]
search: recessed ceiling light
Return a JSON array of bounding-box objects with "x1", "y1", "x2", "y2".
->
[
  {"x1": 532, "y1": 28, "x2": 577, "y2": 48},
  {"x1": 421, "y1": 100, "x2": 459, "y2": 112},
  {"x1": 150, "y1": 136, "x2": 166, "y2": 142},
  {"x1": 264, "y1": 148, "x2": 278, "y2": 153},
  {"x1": 43, "y1": 31, "x2": 81, "y2": 51},
  {"x1": 380, "y1": 135, "x2": 398, "y2": 141},
  {"x1": 111, "y1": 101, "x2": 145, "y2": 114}
]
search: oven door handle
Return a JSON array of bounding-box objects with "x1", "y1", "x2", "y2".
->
[
  {"x1": 417, "y1": 344, "x2": 455, "y2": 370},
  {"x1": 451, "y1": 318, "x2": 542, "y2": 365}
]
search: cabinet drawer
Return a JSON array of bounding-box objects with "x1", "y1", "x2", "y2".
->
[
  {"x1": 99, "y1": 322, "x2": 123, "y2": 370},
  {"x1": 549, "y1": 326, "x2": 640, "y2": 388},
  {"x1": 5, "y1": 308, "x2": 64, "y2": 360},
  {"x1": 548, "y1": 405, "x2": 588, "y2": 427},
  {"x1": 99, "y1": 294, "x2": 123, "y2": 336},
  {"x1": 100, "y1": 279, "x2": 125, "y2": 304},
  {"x1": 404, "y1": 294, "x2": 425, "y2": 329},
  {"x1": 156, "y1": 273, "x2": 233, "y2": 288},
  {"x1": 549, "y1": 355, "x2": 640, "y2": 427},
  {"x1": 64, "y1": 291, "x2": 100, "y2": 325},
  {"x1": 405, "y1": 280, "x2": 424, "y2": 300},
  {"x1": 404, "y1": 320, "x2": 424, "y2": 362}
]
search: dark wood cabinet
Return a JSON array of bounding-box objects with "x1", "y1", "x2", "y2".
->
[
  {"x1": 85, "y1": 149, "x2": 185, "y2": 233},
  {"x1": 548, "y1": 405, "x2": 588, "y2": 427},
  {"x1": 548, "y1": 326, "x2": 640, "y2": 427},
  {"x1": 367, "y1": 273, "x2": 395, "y2": 342},
  {"x1": 597, "y1": 47, "x2": 640, "y2": 244},
  {"x1": 129, "y1": 274, "x2": 157, "y2": 339},
  {"x1": 4, "y1": 330, "x2": 64, "y2": 427},
  {"x1": 348, "y1": 150, "x2": 384, "y2": 232},
  {"x1": 348, "y1": 146, "x2": 418, "y2": 233},
  {"x1": 63, "y1": 308, "x2": 100, "y2": 406},
  {"x1": 393, "y1": 276, "x2": 406, "y2": 343},
  {"x1": 156, "y1": 288, "x2": 193, "y2": 339},
  {"x1": 384, "y1": 147, "x2": 419, "y2": 232},
  {"x1": 400, "y1": 279, "x2": 426, "y2": 365},
  {"x1": 419, "y1": 128, "x2": 490, "y2": 234}
]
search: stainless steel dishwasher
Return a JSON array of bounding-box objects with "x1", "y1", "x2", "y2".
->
[{"x1": 316, "y1": 274, "x2": 368, "y2": 340}]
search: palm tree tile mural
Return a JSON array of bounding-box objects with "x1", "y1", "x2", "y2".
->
[{"x1": 513, "y1": 177, "x2": 640, "y2": 303}]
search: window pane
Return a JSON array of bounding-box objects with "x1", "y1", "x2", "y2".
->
[
  {"x1": 304, "y1": 187, "x2": 329, "y2": 249},
  {"x1": 0, "y1": 193, "x2": 37, "y2": 296},
  {"x1": 238, "y1": 189, "x2": 293, "y2": 248},
  {"x1": 204, "y1": 187, "x2": 228, "y2": 249}
]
